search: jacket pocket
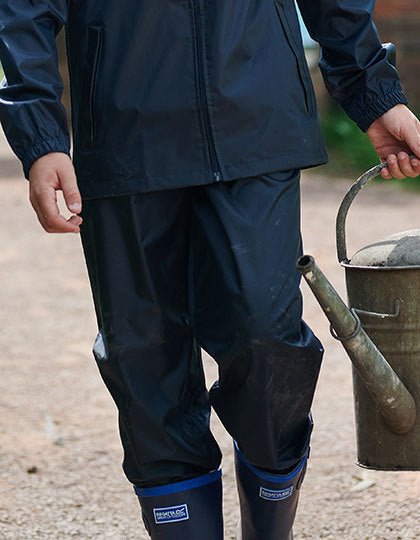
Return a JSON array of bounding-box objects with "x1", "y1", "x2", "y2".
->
[
  {"x1": 80, "y1": 26, "x2": 104, "y2": 146},
  {"x1": 273, "y1": 1, "x2": 314, "y2": 116}
]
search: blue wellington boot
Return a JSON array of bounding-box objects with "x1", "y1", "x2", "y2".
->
[
  {"x1": 134, "y1": 469, "x2": 224, "y2": 539},
  {"x1": 234, "y1": 442, "x2": 308, "y2": 540}
]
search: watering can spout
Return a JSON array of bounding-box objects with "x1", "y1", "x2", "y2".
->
[{"x1": 297, "y1": 254, "x2": 416, "y2": 435}]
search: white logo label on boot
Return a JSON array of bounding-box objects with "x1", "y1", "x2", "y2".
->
[
  {"x1": 259, "y1": 485, "x2": 293, "y2": 501},
  {"x1": 153, "y1": 504, "x2": 190, "y2": 524}
]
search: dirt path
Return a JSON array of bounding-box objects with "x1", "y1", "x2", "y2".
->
[{"x1": 0, "y1": 159, "x2": 419, "y2": 539}]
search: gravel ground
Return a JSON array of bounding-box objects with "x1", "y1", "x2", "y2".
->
[{"x1": 0, "y1": 153, "x2": 419, "y2": 539}]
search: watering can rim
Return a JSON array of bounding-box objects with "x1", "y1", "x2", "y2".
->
[{"x1": 340, "y1": 261, "x2": 420, "y2": 271}]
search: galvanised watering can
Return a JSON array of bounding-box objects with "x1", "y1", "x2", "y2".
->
[{"x1": 298, "y1": 162, "x2": 419, "y2": 470}]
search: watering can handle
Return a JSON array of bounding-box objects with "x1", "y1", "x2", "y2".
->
[{"x1": 336, "y1": 161, "x2": 391, "y2": 263}]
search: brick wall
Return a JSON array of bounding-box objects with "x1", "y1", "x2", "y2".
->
[{"x1": 374, "y1": 0, "x2": 420, "y2": 109}]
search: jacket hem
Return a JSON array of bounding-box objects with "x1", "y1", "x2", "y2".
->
[{"x1": 77, "y1": 148, "x2": 329, "y2": 199}]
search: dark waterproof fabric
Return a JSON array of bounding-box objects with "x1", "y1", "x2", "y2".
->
[
  {"x1": 0, "y1": 0, "x2": 407, "y2": 198},
  {"x1": 80, "y1": 169, "x2": 324, "y2": 487}
]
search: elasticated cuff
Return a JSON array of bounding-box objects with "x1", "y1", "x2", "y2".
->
[
  {"x1": 21, "y1": 136, "x2": 71, "y2": 179},
  {"x1": 344, "y1": 84, "x2": 409, "y2": 132}
]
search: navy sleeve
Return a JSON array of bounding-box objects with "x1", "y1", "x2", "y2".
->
[
  {"x1": 297, "y1": 0, "x2": 408, "y2": 131},
  {"x1": 0, "y1": 0, "x2": 70, "y2": 179}
]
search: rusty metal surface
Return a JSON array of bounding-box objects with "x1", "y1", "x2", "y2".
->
[
  {"x1": 336, "y1": 162, "x2": 387, "y2": 264},
  {"x1": 345, "y1": 266, "x2": 420, "y2": 470},
  {"x1": 300, "y1": 161, "x2": 420, "y2": 470},
  {"x1": 336, "y1": 157, "x2": 416, "y2": 266},
  {"x1": 297, "y1": 255, "x2": 416, "y2": 445}
]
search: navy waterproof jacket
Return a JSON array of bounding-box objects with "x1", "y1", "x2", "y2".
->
[{"x1": 0, "y1": 0, "x2": 408, "y2": 198}]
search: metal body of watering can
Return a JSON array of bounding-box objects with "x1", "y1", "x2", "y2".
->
[{"x1": 298, "y1": 162, "x2": 419, "y2": 471}]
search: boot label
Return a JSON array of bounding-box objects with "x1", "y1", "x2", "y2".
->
[
  {"x1": 259, "y1": 485, "x2": 293, "y2": 501},
  {"x1": 153, "y1": 504, "x2": 189, "y2": 524}
]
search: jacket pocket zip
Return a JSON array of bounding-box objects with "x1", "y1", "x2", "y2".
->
[
  {"x1": 190, "y1": 1, "x2": 222, "y2": 182},
  {"x1": 273, "y1": 1, "x2": 314, "y2": 116},
  {"x1": 88, "y1": 27, "x2": 104, "y2": 145},
  {"x1": 81, "y1": 26, "x2": 104, "y2": 146}
]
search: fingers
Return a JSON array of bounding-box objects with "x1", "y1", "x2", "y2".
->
[
  {"x1": 28, "y1": 153, "x2": 83, "y2": 234},
  {"x1": 402, "y1": 114, "x2": 420, "y2": 159},
  {"x1": 380, "y1": 153, "x2": 420, "y2": 180},
  {"x1": 397, "y1": 153, "x2": 419, "y2": 177},
  {"x1": 30, "y1": 181, "x2": 82, "y2": 233},
  {"x1": 59, "y1": 161, "x2": 82, "y2": 215}
]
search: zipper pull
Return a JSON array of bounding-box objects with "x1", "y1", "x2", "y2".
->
[{"x1": 213, "y1": 171, "x2": 222, "y2": 182}]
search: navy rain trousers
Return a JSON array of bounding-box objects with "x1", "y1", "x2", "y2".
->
[{"x1": 80, "y1": 169, "x2": 324, "y2": 488}]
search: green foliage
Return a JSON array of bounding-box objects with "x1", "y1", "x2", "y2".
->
[
  {"x1": 319, "y1": 106, "x2": 420, "y2": 190},
  {"x1": 319, "y1": 106, "x2": 378, "y2": 175}
]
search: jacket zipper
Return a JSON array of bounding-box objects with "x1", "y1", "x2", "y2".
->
[{"x1": 191, "y1": 0, "x2": 222, "y2": 182}]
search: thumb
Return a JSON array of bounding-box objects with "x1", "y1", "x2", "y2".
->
[
  {"x1": 59, "y1": 162, "x2": 82, "y2": 214},
  {"x1": 401, "y1": 115, "x2": 420, "y2": 159}
]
